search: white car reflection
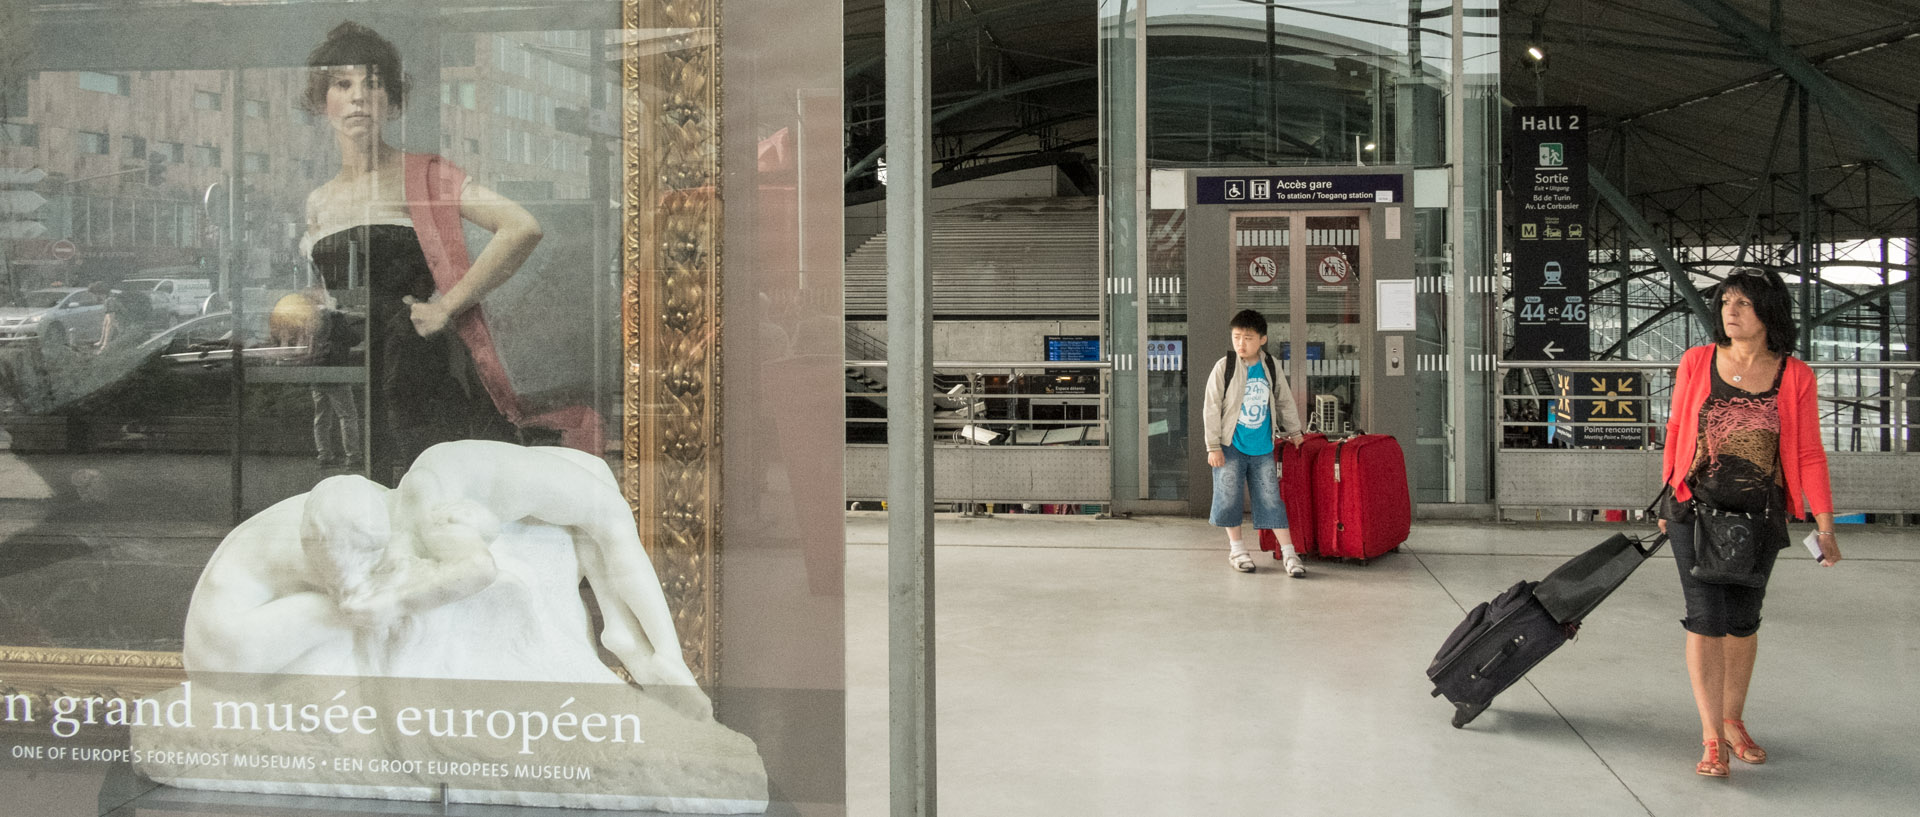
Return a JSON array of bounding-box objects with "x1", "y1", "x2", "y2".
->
[
  {"x1": 143, "y1": 312, "x2": 308, "y2": 369},
  {"x1": 0, "y1": 287, "x2": 111, "y2": 347}
]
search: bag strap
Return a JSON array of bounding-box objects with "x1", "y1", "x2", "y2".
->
[
  {"x1": 1693, "y1": 501, "x2": 1764, "y2": 521},
  {"x1": 1646, "y1": 485, "x2": 1670, "y2": 518}
]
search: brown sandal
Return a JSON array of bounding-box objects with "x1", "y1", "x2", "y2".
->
[
  {"x1": 1696, "y1": 739, "x2": 1730, "y2": 778},
  {"x1": 1723, "y1": 718, "x2": 1768, "y2": 764}
]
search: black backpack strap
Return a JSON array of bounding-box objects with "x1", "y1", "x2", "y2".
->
[{"x1": 1219, "y1": 352, "x2": 1234, "y2": 404}]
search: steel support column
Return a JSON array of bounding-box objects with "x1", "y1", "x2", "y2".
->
[
  {"x1": 884, "y1": 0, "x2": 935, "y2": 813},
  {"x1": 1798, "y1": 89, "x2": 1813, "y2": 358},
  {"x1": 1618, "y1": 129, "x2": 1630, "y2": 353}
]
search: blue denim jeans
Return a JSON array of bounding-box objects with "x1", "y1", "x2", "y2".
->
[{"x1": 1210, "y1": 444, "x2": 1287, "y2": 529}]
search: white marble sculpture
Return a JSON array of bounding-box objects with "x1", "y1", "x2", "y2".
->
[{"x1": 146, "y1": 441, "x2": 767, "y2": 813}]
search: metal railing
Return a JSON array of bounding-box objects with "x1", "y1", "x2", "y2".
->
[
  {"x1": 1496, "y1": 359, "x2": 1918, "y2": 451},
  {"x1": 1494, "y1": 358, "x2": 1920, "y2": 514},
  {"x1": 844, "y1": 360, "x2": 1112, "y2": 447},
  {"x1": 843, "y1": 360, "x2": 1112, "y2": 507}
]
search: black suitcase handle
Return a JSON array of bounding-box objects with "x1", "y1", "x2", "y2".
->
[
  {"x1": 1475, "y1": 635, "x2": 1526, "y2": 677},
  {"x1": 1471, "y1": 620, "x2": 1579, "y2": 679}
]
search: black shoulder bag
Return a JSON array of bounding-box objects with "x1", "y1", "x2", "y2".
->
[{"x1": 1688, "y1": 452, "x2": 1779, "y2": 589}]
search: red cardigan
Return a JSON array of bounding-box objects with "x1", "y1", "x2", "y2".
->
[{"x1": 1661, "y1": 344, "x2": 1833, "y2": 519}]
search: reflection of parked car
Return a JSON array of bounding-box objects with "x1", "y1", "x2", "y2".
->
[
  {"x1": 0, "y1": 287, "x2": 110, "y2": 347},
  {"x1": 143, "y1": 311, "x2": 314, "y2": 370},
  {"x1": 120, "y1": 275, "x2": 215, "y2": 322}
]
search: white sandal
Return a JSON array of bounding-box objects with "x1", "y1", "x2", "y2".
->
[
  {"x1": 1284, "y1": 555, "x2": 1306, "y2": 578},
  {"x1": 1229, "y1": 552, "x2": 1255, "y2": 573}
]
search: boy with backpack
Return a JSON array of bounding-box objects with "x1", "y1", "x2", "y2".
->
[{"x1": 1203, "y1": 309, "x2": 1307, "y2": 576}]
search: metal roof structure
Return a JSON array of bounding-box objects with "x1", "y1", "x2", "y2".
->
[
  {"x1": 841, "y1": 1, "x2": 1917, "y2": 359},
  {"x1": 1511, "y1": 0, "x2": 1918, "y2": 249},
  {"x1": 843, "y1": 0, "x2": 1098, "y2": 199},
  {"x1": 845, "y1": 1, "x2": 1919, "y2": 249}
]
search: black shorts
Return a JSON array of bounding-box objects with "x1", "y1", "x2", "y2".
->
[{"x1": 1669, "y1": 519, "x2": 1783, "y2": 638}]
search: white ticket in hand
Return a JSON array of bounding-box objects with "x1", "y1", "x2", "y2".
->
[{"x1": 1802, "y1": 531, "x2": 1825, "y2": 561}]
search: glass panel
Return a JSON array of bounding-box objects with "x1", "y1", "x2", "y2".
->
[
  {"x1": 1231, "y1": 213, "x2": 1291, "y2": 371},
  {"x1": 1302, "y1": 214, "x2": 1363, "y2": 434},
  {"x1": 1101, "y1": 0, "x2": 1145, "y2": 502},
  {"x1": 1412, "y1": 206, "x2": 1451, "y2": 502},
  {"x1": 1146, "y1": 209, "x2": 1189, "y2": 499},
  {"x1": 0, "y1": 3, "x2": 845, "y2": 812},
  {"x1": 1145, "y1": 0, "x2": 1421, "y2": 166},
  {"x1": 1119, "y1": 1, "x2": 1503, "y2": 505}
]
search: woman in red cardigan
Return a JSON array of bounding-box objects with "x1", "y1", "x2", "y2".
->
[{"x1": 1657, "y1": 269, "x2": 1842, "y2": 779}]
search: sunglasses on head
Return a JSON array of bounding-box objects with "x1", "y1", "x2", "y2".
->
[{"x1": 1724, "y1": 269, "x2": 1776, "y2": 288}]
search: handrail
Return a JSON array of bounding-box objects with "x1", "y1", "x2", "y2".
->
[
  {"x1": 1495, "y1": 357, "x2": 1914, "y2": 453},
  {"x1": 843, "y1": 359, "x2": 1112, "y2": 444},
  {"x1": 1496, "y1": 359, "x2": 1920, "y2": 371},
  {"x1": 842, "y1": 358, "x2": 1113, "y2": 510},
  {"x1": 846, "y1": 360, "x2": 1113, "y2": 370}
]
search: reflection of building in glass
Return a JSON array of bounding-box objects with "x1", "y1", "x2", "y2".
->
[
  {"x1": 443, "y1": 31, "x2": 604, "y2": 202},
  {"x1": 2, "y1": 69, "x2": 298, "y2": 284},
  {"x1": 0, "y1": 32, "x2": 611, "y2": 291}
]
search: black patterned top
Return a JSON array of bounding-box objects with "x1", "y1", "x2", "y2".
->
[{"x1": 1687, "y1": 348, "x2": 1788, "y2": 522}]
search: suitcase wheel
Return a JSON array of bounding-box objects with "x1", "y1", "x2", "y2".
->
[{"x1": 1451, "y1": 701, "x2": 1488, "y2": 729}]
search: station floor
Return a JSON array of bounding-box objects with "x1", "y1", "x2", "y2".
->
[
  {"x1": 843, "y1": 512, "x2": 1920, "y2": 817},
  {"x1": 4, "y1": 511, "x2": 1913, "y2": 817}
]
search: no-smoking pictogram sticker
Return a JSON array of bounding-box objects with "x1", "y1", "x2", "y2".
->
[
  {"x1": 1248, "y1": 256, "x2": 1277, "y2": 284},
  {"x1": 1317, "y1": 253, "x2": 1352, "y2": 285}
]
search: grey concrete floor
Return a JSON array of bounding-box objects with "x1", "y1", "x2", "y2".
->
[
  {"x1": 4, "y1": 508, "x2": 1913, "y2": 816},
  {"x1": 844, "y1": 512, "x2": 1920, "y2": 817}
]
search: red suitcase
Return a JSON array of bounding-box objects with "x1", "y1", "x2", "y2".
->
[
  {"x1": 1259, "y1": 433, "x2": 1329, "y2": 558},
  {"x1": 1312, "y1": 434, "x2": 1411, "y2": 562}
]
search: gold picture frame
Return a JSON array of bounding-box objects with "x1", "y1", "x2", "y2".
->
[
  {"x1": 0, "y1": 0, "x2": 725, "y2": 699},
  {"x1": 623, "y1": 0, "x2": 724, "y2": 689}
]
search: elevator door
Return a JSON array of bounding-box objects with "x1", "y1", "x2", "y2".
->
[{"x1": 1229, "y1": 211, "x2": 1370, "y2": 435}]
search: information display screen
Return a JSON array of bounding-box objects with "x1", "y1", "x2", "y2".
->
[{"x1": 1045, "y1": 335, "x2": 1101, "y2": 362}]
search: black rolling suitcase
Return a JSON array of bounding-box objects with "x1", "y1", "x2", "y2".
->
[
  {"x1": 1426, "y1": 580, "x2": 1573, "y2": 728},
  {"x1": 1427, "y1": 533, "x2": 1666, "y2": 728}
]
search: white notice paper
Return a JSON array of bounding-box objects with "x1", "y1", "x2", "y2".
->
[{"x1": 1376, "y1": 279, "x2": 1417, "y2": 332}]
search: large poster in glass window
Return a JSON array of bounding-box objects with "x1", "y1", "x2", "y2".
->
[{"x1": 0, "y1": 2, "x2": 844, "y2": 814}]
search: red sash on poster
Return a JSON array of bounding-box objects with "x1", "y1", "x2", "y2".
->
[{"x1": 405, "y1": 152, "x2": 603, "y2": 453}]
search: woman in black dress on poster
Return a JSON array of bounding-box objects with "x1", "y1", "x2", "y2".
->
[{"x1": 300, "y1": 22, "x2": 545, "y2": 484}]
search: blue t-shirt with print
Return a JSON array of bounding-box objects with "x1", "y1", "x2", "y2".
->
[{"x1": 1232, "y1": 360, "x2": 1274, "y2": 456}]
